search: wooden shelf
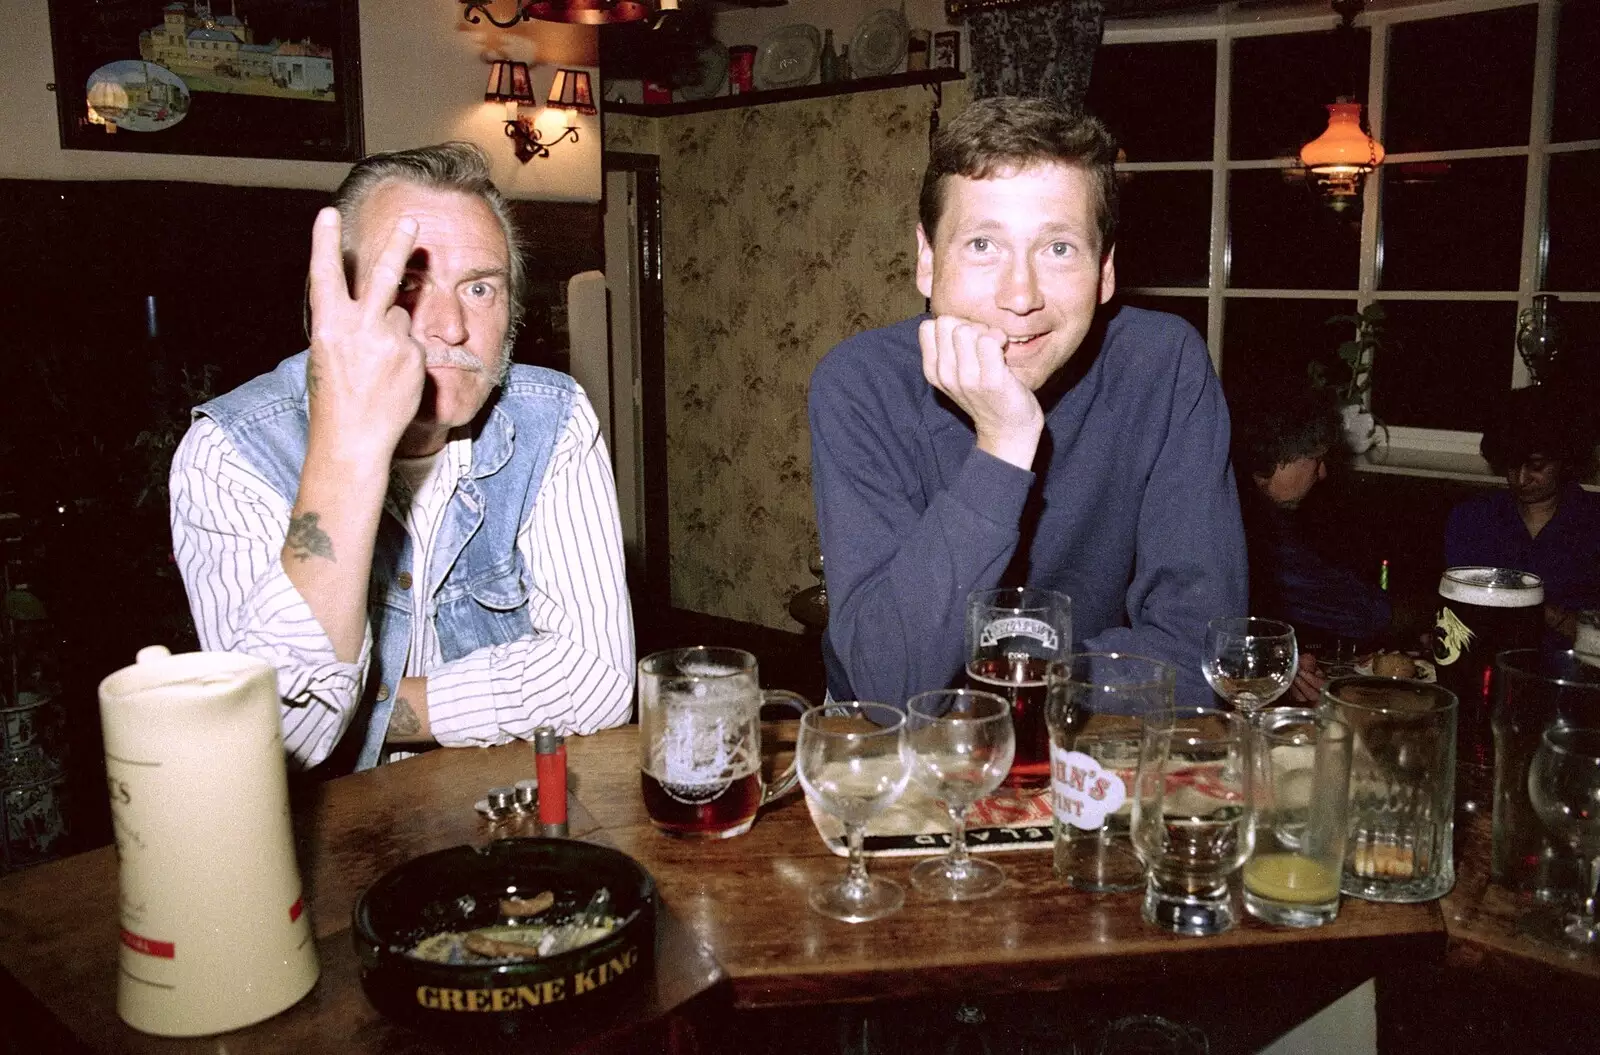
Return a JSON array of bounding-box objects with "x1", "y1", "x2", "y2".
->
[{"x1": 605, "y1": 68, "x2": 963, "y2": 117}]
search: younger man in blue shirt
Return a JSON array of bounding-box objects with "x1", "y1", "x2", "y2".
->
[{"x1": 808, "y1": 98, "x2": 1246, "y2": 707}]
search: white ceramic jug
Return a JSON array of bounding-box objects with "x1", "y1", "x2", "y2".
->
[{"x1": 97, "y1": 646, "x2": 319, "y2": 1036}]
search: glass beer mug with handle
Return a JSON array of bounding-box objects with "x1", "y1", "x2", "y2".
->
[{"x1": 637, "y1": 647, "x2": 809, "y2": 839}]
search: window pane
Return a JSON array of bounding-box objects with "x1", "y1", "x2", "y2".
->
[
  {"x1": 1546, "y1": 151, "x2": 1600, "y2": 293},
  {"x1": 1087, "y1": 42, "x2": 1216, "y2": 163},
  {"x1": 1553, "y1": 1, "x2": 1600, "y2": 143},
  {"x1": 1116, "y1": 171, "x2": 1211, "y2": 288},
  {"x1": 1553, "y1": 300, "x2": 1600, "y2": 442},
  {"x1": 1229, "y1": 170, "x2": 1361, "y2": 290},
  {"x1": 1371, "y1": 300, "x2": 1516, "y2": 432},
  {"x1": 1386, "y1": 7, "x2": 1536, "y2": 153},
  {"x1": 1220, "y1": 297, "x2": 1356, "y2": 395},
  {"x1": 1230, "y1": 29, "x2": 1370, "y2": 161},
  {"x1": 1379, "y1": 156, "x2": 1525, "y2": 292},
  {"x1": 1118, "y1": 294, "x2": 1208, "y2": 342}
]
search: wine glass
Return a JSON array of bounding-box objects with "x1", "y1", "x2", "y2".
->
[
  {"x1": 796, "y1": 702, "x2": 912, "y2": 922},
  {"x1": 1203, "y1": 617, "x2": 1298, "y2": 719},
  {"x1": 905, "y1": 689, "x2": 1015, "y2": 900},
  {"x1": 1527, "y1": 724, "x2": 1600, "y2": 945}
]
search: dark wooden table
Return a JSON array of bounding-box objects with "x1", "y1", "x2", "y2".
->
[
  {"x1": 8, "y1": 723, "x2": 1581, "y2": 1054},
  {"x1": 0, "y1": 736, "x2": 722, "y2": 1055}
]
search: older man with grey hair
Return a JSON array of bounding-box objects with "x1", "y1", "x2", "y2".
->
[{"x1": 171, "y1": 142, "x2": 633, "y2": 773}]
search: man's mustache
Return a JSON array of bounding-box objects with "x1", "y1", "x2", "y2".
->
[{"x1": 425, "y1": 346, "x2": 484, "y2": 371}]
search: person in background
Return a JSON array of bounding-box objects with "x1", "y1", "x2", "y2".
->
[
  {"x1": 1230, "y1": 375, "x2": 1391, "y2": 701},
  {"x1": 1446, "y1": 385, "x2": 1600, "y2": 646},
  {"x1": 808, "y1": 98, "x2": 1246, "y2": 709},
  {"x1": 170, "y1": 142, "x2": 633, "y2": 773}
]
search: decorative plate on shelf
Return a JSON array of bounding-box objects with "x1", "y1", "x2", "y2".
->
[
  {"x1": 677, "y1": 41, "x2": 729, "y2": 101},
  {"x1": 849, "y1": 7, "x2": 910, "y2": 79},
  {"x1": 753, "y1": 23, "x2": 823, "y2": 91}
]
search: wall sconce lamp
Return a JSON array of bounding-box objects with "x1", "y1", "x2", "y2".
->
[{"x1": 486, "y1": 62, "x2": 593, "y2": 163}]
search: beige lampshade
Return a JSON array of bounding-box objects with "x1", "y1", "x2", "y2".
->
[{"x1": 1300, "y1": 101, "x2": 1386, "y2": 176}]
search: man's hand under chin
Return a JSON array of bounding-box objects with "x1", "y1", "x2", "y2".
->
[{"x1": 919, "y1": 314, "x2": 1045, "y2": 471}]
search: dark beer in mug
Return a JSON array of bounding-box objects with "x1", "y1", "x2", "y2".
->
[
  {"x1": 968, "y1": 654, "x2": 1051, "y2": 789},
  {"x1": 1433, "y1": 567, "x2": 1544, "y2": 810},
  {"x1": 639, "y1": 765, "x2": 764, "y2": 839}
]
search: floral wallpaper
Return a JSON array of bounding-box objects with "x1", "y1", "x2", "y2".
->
[
  {"x1": 602, "y1": 112, "x2": 657, "y2": 155},
  {"x1": 604, "y1": 83, "x2": 970, "y2": 631}
]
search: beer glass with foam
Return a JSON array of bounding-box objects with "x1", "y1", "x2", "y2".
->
[
  {"x1": 637, "y1": 647, "x2": 808, "y2": 838},
  {"x1": 967, "y1": 588, "x2": 1071, "y2": 791},
  {"x1": 1434, "y1": 567, "x2": 1544, "y2": 810}
]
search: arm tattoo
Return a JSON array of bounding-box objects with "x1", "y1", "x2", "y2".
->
[
  {"x1": 389, "y1": 696, "x2": 422, "y2": 736},
  {"x1": 284, "y1": 512, "x2": 335, "y2": 563}
]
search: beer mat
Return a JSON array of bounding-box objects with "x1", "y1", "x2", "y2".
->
[{"x1": 805, "y1": 783, "x2": 1055, "y2": 858}]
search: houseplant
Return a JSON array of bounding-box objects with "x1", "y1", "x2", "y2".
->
[{"x1": 1310, "y1": 303, "x2": 1388, "y2": 455}]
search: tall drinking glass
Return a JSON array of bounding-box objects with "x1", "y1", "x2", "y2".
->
[
  {"x1": 1202, "y1": 617, "x2": 1297, "y2": 719},
  {"x1": 966, "y1": 588, "x2": 1071, "y2": 790},
  {"x1": 1321, "y1": 676, "x2": 1458, "y2": 903},
  {"x1": 1432, "y1": 567, "x2": 1544, "y2": 813},
  {"x1": 1491, "y1": 649, "x2": 1600, "y2": 896},
  {"x1": 1130, "y1": 706, "x2": 1256, "y2": 935},
  {"x1": 1243, "y1": 708, "x2": 1353, "y2": 927},
  {"x1": 1527, "y1": 725, "x2": 1600, "y2": 945},
  {"x1": 1046, "y1": 653, "x2": 1176, "y2": 893},
  {"x1": 796, "y1": 703, "x2": 912, "y2": 923},
  {"x1": 905, "y1": 689, "x2": 1015, "y2": 900}
]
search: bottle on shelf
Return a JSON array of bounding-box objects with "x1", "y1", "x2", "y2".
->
[{"x1": 820, "y1": 29, "x2": 839, "y2": 84}]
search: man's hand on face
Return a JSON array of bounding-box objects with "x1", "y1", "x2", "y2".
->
[
  {"x1": 919, "y1": 315, "x2": 1045, "y2": 471},
  {"x1": 305, "y1": 207, "x2": 427, "y2": 466}
]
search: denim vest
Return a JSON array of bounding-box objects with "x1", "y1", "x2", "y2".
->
[{"x1": 196, "y1": 351, "x2": 576, "y2": 771}]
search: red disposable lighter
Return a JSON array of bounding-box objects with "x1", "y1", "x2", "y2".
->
[{"x1": 534, "y1": 726, "x2": 569, "y2": 837}]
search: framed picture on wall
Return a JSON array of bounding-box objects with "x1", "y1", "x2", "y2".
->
[
  {"x1": 46, "y1": 0, "x2": 364, "y2": 162},
  {"x1": 932, "y1": 30, "x2": 961, "y2": 73}
]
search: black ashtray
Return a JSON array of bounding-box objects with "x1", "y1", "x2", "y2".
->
[{"x1": 352, "y1": 838, "x2": 657, "y2": 1043}]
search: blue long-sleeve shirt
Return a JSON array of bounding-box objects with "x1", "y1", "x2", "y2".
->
[
  {"x1": 807, "y1": 307, "x2": 1247, "y2": 708},
  {"x1": 1243, "y1": 493, "x2": 1391, "y2": 643}
]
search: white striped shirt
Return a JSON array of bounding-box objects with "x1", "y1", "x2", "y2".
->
[{"x1": 169, "y1": 389, "x2": 635, "y2": 771}]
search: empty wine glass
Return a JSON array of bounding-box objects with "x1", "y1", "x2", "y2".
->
[
  {"x1": 1203, "y1": 617, "x2": 1298, "y2": 719},
  {"x1": 905, "y1": 689, "x2": 1015, "y2": 900},
  {"x1": 797, "y1": 702, "x2": 912, "y2": 923},
  {"x1": 1527, "y1": 724, "x2": 1600, "y2": 945}
]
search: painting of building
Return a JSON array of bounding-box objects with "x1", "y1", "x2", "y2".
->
[{"x1": 135, "y1": 1, "x2": 335, "y2": 102}]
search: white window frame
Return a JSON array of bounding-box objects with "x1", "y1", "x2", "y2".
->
[{"x1": 1105, "y1": 0, "x2": 1599, "y2": 478}]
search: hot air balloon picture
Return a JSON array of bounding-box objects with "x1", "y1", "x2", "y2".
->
[{"x1": 86, "y1": 59, "x2": 190, "y2": 133}]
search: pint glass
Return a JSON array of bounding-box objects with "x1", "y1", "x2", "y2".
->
[
  {"x1": 637, "y1": 647, "x2": 808, "y2": 838},
  {"x1": 1433, "y1": 567, "x2": 1544, "y2": 808},
  {"x1": 967, "y1": 588, "x2": 1072, "y2": 790},
  {"x1": 1491, "y1": 649, "x2": 1600, "y2": 894}
]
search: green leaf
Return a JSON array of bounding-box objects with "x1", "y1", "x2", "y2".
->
[{"x1": 4, "y1": 589, "x2": 47, "y2": 621}]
